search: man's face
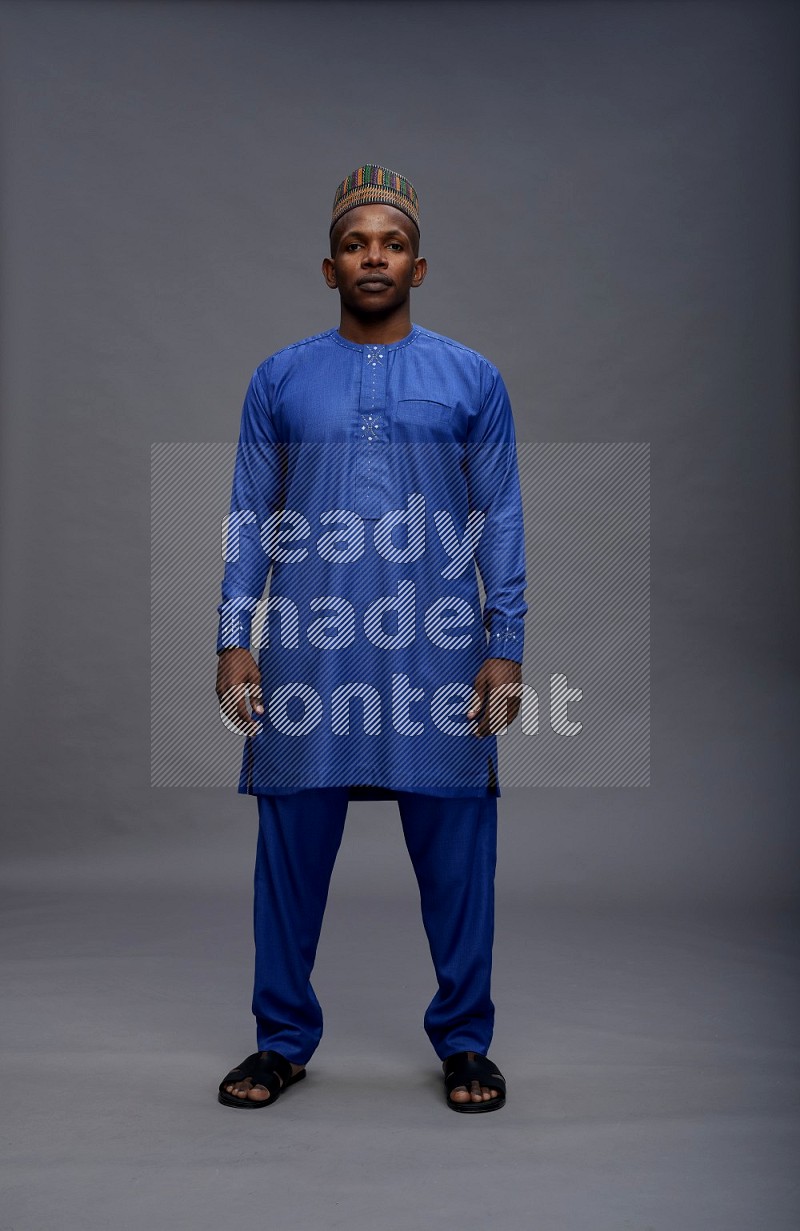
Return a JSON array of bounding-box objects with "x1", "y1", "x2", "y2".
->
[{"x1": 322, "y1": 204, "x2": 426, "y2": 314}]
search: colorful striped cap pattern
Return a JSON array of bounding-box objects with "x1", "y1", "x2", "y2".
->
[{"x1": 330, "y1": 164, "x2": 419, "y2": 234}]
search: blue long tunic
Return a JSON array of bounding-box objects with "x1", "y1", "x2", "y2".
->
[{"x1": 216, "y1": 323, "x2": 527, "y2": 799}]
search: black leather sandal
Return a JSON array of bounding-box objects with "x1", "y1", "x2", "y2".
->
[
  {"x1": 217, "y1": 1049, "x2": 306, "y2": 1109},
  {"x1": 442, "y1": 1050, "x2": 506, "y2": 1113}
]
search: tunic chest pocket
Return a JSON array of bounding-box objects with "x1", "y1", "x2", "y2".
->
[
  {"x1": 396, "y1": 398, "x2": 453, "y2": 423},
  {"x1": 393, "y1": 398, "x2": 464, "y2": 446}
]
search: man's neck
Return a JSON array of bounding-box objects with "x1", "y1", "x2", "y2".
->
[{"x1": 336, "y1": 308, "x2": 413, "y2": 345}]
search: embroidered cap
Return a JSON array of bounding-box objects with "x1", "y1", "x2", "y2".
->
[{"x1": 330, "y1": 164, "x2": 419, "y2": 235}]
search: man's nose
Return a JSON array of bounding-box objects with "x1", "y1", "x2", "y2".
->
[{"x1": 362, "y1": 242, "x2": 387, "y2": 266}]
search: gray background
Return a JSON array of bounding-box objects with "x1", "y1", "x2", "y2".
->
[{"x1": 1, "y1": 2, "x2": 798, "y2": 1229}]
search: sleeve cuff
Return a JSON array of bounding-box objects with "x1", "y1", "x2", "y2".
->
[
  {"x1": 485, "y1": 619, "x2": 525, "y2": 663},
  {"x1": 216, "y1": 597, "x2": 257, "y2": 654}
]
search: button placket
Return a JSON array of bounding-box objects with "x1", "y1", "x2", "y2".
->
[{"x1": 355, "y1": 343, "x2": 387, "y2": 518}]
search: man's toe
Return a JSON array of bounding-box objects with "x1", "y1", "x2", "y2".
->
[{"x1": 228, "y1": 1079, "x2": 265, "y2": 1100}]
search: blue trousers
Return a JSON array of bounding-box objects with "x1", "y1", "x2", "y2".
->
[{"x1": 253, "y1": 788, "x2": 497, "y2": 1065}]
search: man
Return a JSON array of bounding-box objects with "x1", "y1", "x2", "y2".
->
[{"x1": 215, "y1": 165, "x2": 527, "y2": 1113}]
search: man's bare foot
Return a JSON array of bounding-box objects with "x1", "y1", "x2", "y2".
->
[
  {"x1": 223, "y1": 1053, "x2": 306, "y2": 1103},
  {"x1": 443, "y1": 1050, "x2": 501, "y2": 1104}
]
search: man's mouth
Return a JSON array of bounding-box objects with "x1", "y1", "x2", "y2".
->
[{"x1": 358, "y1": 277, "x2": 393, "y2": 289}]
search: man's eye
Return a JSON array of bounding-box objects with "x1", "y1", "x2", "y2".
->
[
  {"x1": 347, "y1": 243, "x2": 362, "y2": 251},
  {"x1": 388, "y1": 243, "x2": 403, "y2": 250}
]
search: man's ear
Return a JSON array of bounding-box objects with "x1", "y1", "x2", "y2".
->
[
  {"x1": 411, "y1": 257, "x2": 427, "y2": 287},
  {"x1": 321, "y1": 257, "x2": 338, "y2": 288}
]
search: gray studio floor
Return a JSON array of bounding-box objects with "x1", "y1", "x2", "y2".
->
[{"x1": 2, "y1": 811, "x2": 798, "y2": 1231}]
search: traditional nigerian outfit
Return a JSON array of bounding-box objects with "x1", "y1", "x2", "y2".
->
[{"x1": 217, "y1": 324, "x2": 527, "y2": 799}]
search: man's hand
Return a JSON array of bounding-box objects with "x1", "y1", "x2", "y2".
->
[
  {"x1": 216, "y1": 648, "x2": 264, "y2": 736},
  {"x1": 467, "y1": 657, "x2": 523, "y2": 737}
]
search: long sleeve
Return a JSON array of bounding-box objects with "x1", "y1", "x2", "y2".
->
[
  {"x1": 216, "y1": 364, "x2": 286, "y2": 653},
  {"x1": 464, "y1": 364, "x2": 528, "y2": 663}
]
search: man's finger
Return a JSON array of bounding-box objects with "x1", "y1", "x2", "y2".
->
[
  {"x1": 219, "y1": 682, "x2": 261, "y2": 737},
  {"x1": 219, "y1": 682, "x2": 248, "y2": 731},
  {"x1": 472, "y1": 682, "x2": 523, "y2": 736},
  {"x1": 467, "y1": 670, "x2": 487, "y2": 718},
  {"x1": 466, "y1": 683, "x2": 485, "y2": 730},
  {"x1": 248, "y1": 674, "x2": 265, "y2": 716},
  {"x1": 486, "y1": 682, "x2": 524, "y2": 734},
  {"x1": 236, "y1": 678, "x2": 263, "y2": 728},
  {"x1": 236, "y1": 690, "x2": 255, "y2": 727}
]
